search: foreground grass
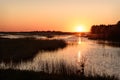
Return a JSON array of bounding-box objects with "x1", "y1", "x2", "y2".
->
[
  {"x1": 0, "y1": 60, "x2": 118, "y2": 80},
  {"x1": 0, "y1": 69, "x2": 118, "y2": 80},
  {"x1": 0, "y1": 38, "x2": 67, "y2": 63}
]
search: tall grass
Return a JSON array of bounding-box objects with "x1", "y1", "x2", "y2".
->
[
  {"x1": 0, "y1": 38, "x2": 67, "y2": 63},
  {"x1": 38, "y1": 57, "x2": 118, "y2": 80},
  {"x1": 0, "y1": 49, "x2": 118, "y2": 80},
  {"x1": 0, "y1": 61, "x2": 118, "y2": 80}
]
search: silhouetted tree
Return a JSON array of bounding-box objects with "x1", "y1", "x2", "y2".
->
[
  {"x1": 117, "y1": 21, "x2": 120, "y2": 27},
  {"x1": 90, "y1": 20, "x2": 120, "y2": 41}
]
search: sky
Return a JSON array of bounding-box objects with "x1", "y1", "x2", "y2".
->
[{"x1": 0, "y1": 0, "x2": 120, "y2": 32}]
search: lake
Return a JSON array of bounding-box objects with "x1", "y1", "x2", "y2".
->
[{"x1": 0, "y1": 34, "x2": 120, "y2": 79}]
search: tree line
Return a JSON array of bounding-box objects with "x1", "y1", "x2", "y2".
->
[{"x1": 90, "y1": 21, "x2": 120, "y2": 41}]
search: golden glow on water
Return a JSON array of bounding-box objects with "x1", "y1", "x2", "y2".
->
[
  {"x1": 77, "y1": 51, "x2": 81, "y2": 63},
  {"x1": 77, "y1": 37, "x2": 82, "y2": 64},
  {"x1": 78, "y1": 37, "x2": 82, "y2": 44}
]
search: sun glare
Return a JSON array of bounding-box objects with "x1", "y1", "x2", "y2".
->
[{"x1": 76, "y1": 26, "x2": 84, "y2": 32}]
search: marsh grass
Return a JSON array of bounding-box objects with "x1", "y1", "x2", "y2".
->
[
  {"x1": 0, "y1": 52, "x2": 118, "y2": 80},
  {"x1": 0, "y1": 38, "x2": 67, "y2": 63},
  {"x1": 0, "y1": 62, "x2": 118, "y2": 80}
]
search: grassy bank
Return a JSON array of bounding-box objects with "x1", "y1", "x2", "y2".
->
[
  {"x1": 88, "y1": 33, "x2": 120, "y2": 42},
  {"x1": 0, "y1": 59, "x2": 118, "y2": 80},
  {"x1": 0, "y1": 69, "x2": 118, "y2": 80},
  {"x1": 0, "y1": 38, "x2": 67, "y2": 63},
  {"x1": 0, "y1": 31, "x2": 75, "y2": 37}
]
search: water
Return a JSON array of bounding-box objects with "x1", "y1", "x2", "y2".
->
[{"x1": 0, "y1": 34, "x2": 120, "y2": 78}]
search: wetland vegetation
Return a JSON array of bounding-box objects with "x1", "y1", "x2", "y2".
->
[{"x1": 0, "y1": 37, "x2": 67, "y2": 63}]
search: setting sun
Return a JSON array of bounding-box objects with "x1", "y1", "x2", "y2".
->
[{"x1": 76, "y1": 26, "x2": 84, "y2": 32}]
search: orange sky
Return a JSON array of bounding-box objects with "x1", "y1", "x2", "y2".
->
[{"x1": 0, "y1": 0, "x2": 120, "y2": 32}]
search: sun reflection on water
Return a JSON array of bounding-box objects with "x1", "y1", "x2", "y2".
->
[
  {"x1": 77, "y1": 51, "x2": 81, "y2": 63},
  {"x1": 77, "y1": 37, "x2": 82, "y2": 64},
  {"x1": 78, "y1": 37, "x2": 82, "y2": 44}
]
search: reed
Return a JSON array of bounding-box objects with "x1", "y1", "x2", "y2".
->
[{"x1": 0, "y1": 38, "x2": 67, "y2": 63}]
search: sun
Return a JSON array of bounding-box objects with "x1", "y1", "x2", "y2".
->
[{"x1": 76, "y1": 26, "x2": 84, "y2": 32}]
